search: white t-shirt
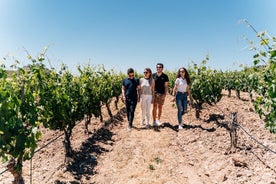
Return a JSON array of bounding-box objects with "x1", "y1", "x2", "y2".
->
[
  {"x1": 140, "y1": 78, "x2": 152, "y2": 95},
  {"x1": 175, "y1": 77, "x2": 187, "y2": 92}
]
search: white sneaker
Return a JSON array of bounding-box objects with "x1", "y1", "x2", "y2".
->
[
  {"x1": 156, "y1": 120, "x2": 161, "y2": 126},
  {"x1": 145, "y1": 124, "x2": 149, "y2": 129},
  {"x1": 178, "y1": 125, "x2": 183, "y2": 130}
]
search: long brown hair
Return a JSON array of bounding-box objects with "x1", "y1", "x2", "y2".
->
[{"x1": 176, "y1": 67, "x2": 191, "y2": 85}]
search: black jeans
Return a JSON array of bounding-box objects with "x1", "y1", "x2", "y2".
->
[{"x1": 126, "y1": 98, "x2": 137, "y2": 128}]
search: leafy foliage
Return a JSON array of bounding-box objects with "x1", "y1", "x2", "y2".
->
[
  {"x1": 189, "y1": 57, "x2": 223, "y2": 109},
  {"x1": 0, "y1": 51, "x2": 125, "y2": 182},
  {"x1": 38, "y1": 65, "x2": 84, "y2": 157},
  {"x1": 0, "y1": 58, "x2": 43, "y2": 182},
  {"x1": 222, "y1": 67, "x2": 260, "y2": 100},
  {"x1": 251, "y1": 31, "x2": 276, "y2": 133}
]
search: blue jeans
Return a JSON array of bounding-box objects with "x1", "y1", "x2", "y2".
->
[
  {"x1": 176, "y1": 92, "x2": 188, "y2": 125},
  {"x1": 126, "y1": 98, "x2": 137, "y2": 128}
]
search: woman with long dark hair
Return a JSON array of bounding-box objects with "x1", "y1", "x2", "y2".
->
[{"x1": 172, "y1": 67, "x2": 192, "y2": 129}]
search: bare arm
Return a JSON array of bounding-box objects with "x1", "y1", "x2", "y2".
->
[
  {"x1": 172, "y1": 83, "x2": 178, "y2": 96},
  {"x1": 150, "y1": 79, "x2": 155, "y2": 103},
  {"x1": 151, "y1": 79, "x2": 155, "y2": 95},
  {"x1": 137, "y1": 83, "x2": 140, "y2": 102},
  {"x1": 121, "y1": 85, "x2": 126, "y2": 103},
  {"x1": 137, "y1": 84, "x2": 141, "y2": 97},
  {"x1": 171, "y1": 82, "x2": 178, "y2": 102},
  {"x1": 164, "y1": 81, "x2": 169, "y2": 95}
]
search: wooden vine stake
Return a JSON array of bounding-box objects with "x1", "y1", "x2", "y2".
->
[{"x1": 226, "y1": 112, "x2": 238, "y2": 154}]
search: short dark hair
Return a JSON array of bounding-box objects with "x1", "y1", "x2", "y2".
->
[
  {"x1": 156, "y1": 63, "x2": 164, "y2": 68},
  {"x1": 127, "y1": 68, "x2": 134, "y2": 74}
]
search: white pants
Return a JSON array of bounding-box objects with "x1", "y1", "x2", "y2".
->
[{"x1": 140, "y1": 94, "x2": 152, "y2": 125}]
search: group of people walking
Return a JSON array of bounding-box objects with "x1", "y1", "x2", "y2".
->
[{"x1": 121, "y1": 63, "x2": 192, "y2": 130}]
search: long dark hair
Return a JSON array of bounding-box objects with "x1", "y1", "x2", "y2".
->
[{"x1": 176, "y1": 67, "x2": 191, "y2": 85}]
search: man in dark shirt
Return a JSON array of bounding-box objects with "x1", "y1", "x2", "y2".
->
[
  {"x1": 152, "y1": 63, "x2": 169, "y2": 126},
  {"x1": 122, "y1": 68, "x2": 140, "y2": 130}
]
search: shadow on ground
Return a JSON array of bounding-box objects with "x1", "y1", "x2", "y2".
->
[
  {"x1": 162, "y1": 122, "x2": 216, "y2": 132},
  {"x1": 67, "y1": 127, "x2": 114, "y2": 181},
  {"x1": 54, "y1": 108, "x2": 126, "y2": 183}
]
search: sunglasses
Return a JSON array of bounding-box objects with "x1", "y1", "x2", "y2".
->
[
  {"x1": 179, "y1": 70, "x2": 185, "y2": 73},
  {"x1": 128, "y1": 74, "x2": 134, "y2": 77},
  {"x1": 144, "y1": 71, "x2": 149, "y2": 74},
  {"x1": 156, "y1": 66, "x2": 162, "y2": 69}
]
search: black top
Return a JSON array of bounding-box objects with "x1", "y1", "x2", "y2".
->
[
  {"x1": 152, "y1": 72, "x2": 169, "y2": 94},
  {"x1": 122, "y1": 77, "x2": 139, "y2": 100}
]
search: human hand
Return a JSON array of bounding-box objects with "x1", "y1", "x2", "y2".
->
[
  {"x1": 171, "y1": 96, "x2": 176, "y2": 102},
  {"x1": 189, "y1": 97, "x2": 194, "y2": 106},
  {"x1": 122, "y1": 96, "x2": 126, "y2": 104}
]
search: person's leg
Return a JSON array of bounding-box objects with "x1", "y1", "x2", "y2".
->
[
  {"x1": 157, "y1": 104, "x2": 163, "y2": 121},
  {"x1": 140, "y1": 94, "x2": 146, "y2": 124},
  {"x1": 129, "y1": 100, "x2": 137, "y2": 128},
  {"x1": 126, "y1": 99, "x2": 131, "y2": 128},
  {"x1": 181, "y1": 94, "x2": 188, "y2": 127},
  {"x1": 152, "y1": 94, "x2": 158, "y2": 124},
  {"x1": 176, "y1": 93, "x2": 183, "y2": 126},
  {"x1": 156, "y1": 94, "x2": 165, "y2": 125},
  {"x1": 183, "y1": 94, "x2": 188, "y2": 115},
  {"x1": 145, "y1": 95, "x2": 152, "y2": 126}
]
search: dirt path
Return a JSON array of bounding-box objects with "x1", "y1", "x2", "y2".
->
[
  {"x1": 90, "y1": 91, "x2": 276, "y2": 184},
  {"x1": 91, "y1": 97, "x2": 202, "y2": 184},
  {"x1": 89, "y1": 92, "x2": 276, "y2": 184}
]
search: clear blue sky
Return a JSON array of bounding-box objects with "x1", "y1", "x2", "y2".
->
[{"x1": 1, "y1": 0, "x2": 276, "y2": 74}]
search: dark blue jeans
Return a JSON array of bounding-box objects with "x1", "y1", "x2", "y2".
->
[
  {"x1": 176, "y1": 92, "x2": 188, "y2": 125},
  {"x1": 126, "y1": 98, "x2": 137, "y2": 128}
]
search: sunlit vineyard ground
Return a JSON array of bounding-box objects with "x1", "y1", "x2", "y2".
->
[{"x1": 1, "y1": 90, "x2": 276, "y2": 184}]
